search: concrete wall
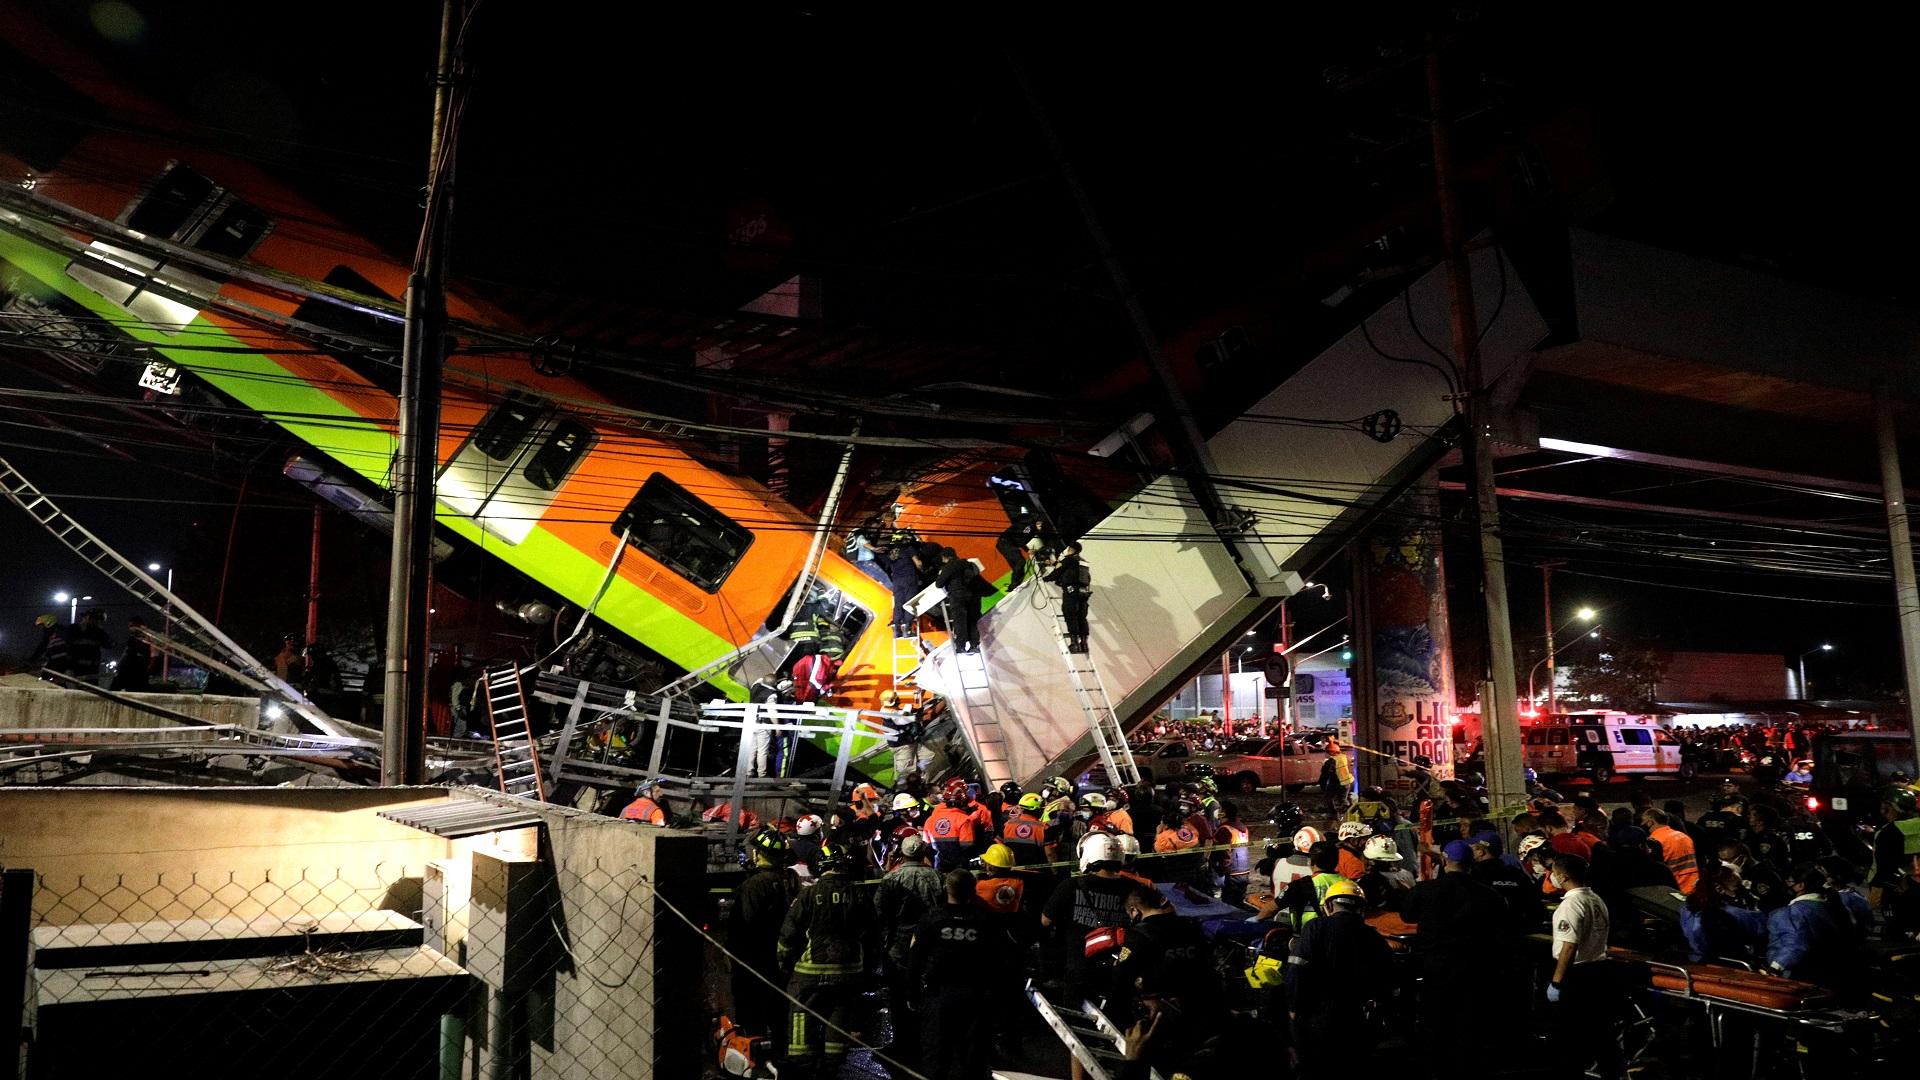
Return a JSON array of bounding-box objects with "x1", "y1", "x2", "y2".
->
[
  {"x1": 0, "y1": 786, "x2": 450, "y2": 923},
  {"x1": 0, "y1": 786, "x2": 708, "y2": 1079},
  {"x1": 0, "y1": 681, "x2": 260, "y2": 732}
]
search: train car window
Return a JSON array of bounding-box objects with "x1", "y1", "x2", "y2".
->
[
  {"x1": 291, "y1": 266, "x2": 402, "y2": 394},
  {"x1": 764, "y1": 576, "x2": 874, "y2": 650},
  {"x1": 125, "y1": 164, "x2": 218, "y2": 240},
  {"x1": 471, "y1": 395, "x2": 547, "y2": 461},
  {"x1": 523, "y1": 420, "x2": 596, "y2": 491},
  {"x1": 614, "y1": 473, "x2": 753, "y2": 592}
]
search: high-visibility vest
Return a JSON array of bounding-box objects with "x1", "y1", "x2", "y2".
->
[
  {"x1": 1002, "y1": 815, "x2": 1045, "y2": 854},
  {"x1": 1651, "y1": 825, "x2": 1699, "y2": 893},
  {"x1": 620, "y1": 797, "x2": 666, "y2": 825},
  {"x1": 1294, "y1": 872, "x2": 1348, "y2": 929},
  {"x1": 1155, "y1": 825, "x2": 1200, "y2": 852},
  {"x1": 975, "y1": 875, "x2": 1025, "y2": 914},
  {"x1": 1871, "y1": 817, "x2": 1920, "y2": 883}
]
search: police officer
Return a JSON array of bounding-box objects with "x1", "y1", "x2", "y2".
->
[
  {"x1": 778, "y1": 842, "x2": 875, "y2": 1079},
  {"x1": 1114, "y1": 886, "x2": 1217, "y2": 1013},
  {"x1": 909, "y1": 869, "x2": 1015, "y2": 1080},
  {"x1": 728, "y1": 827, "x2": 800, "y2": 1038}
]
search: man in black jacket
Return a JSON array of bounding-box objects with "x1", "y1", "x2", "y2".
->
[
  {"x1": 909, "y1": 870, "x2": 1016, "y2": 1080},
  {"x1": 1044, "y1": 542, "x2": 1093, "y2": 653},
  {"x1": 1400, "y1": 840, "x2": 1513, "y2": 1076},
  {"x1": 933, "y1": 549, "x2": 983, "y2": 653},
  {"x1": 1285, "y1": 876, "x2": 1391, "y2": 1069},
  {"x1": 1114, "y1": 887, "x2": 1217, "y2": 1015}
]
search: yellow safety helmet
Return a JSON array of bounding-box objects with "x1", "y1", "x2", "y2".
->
[
  {"x1": 35, "y1": 614, "x2": 55, "y2": 628},
  {"x1": 1018, "y1": 793, "x2": 1044, "y2": 812},
  {"x1": 981, "y1": 843, "x2": 1016, "y2": 870},
  {"x1": 1320, "y1": 878, "x2": 1365, "y2": 908}
]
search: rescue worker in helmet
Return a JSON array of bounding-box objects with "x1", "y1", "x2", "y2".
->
[
  {"x1": 27, "y1": 613, "x2": 69, "y2": 674},
  {"x1": 879, "y1": 690, "x2": 924, "y2": 785},
  {"x1": 777, "y1": 841, "x2": 875, "y2": 1079},
  {"x1": 1001, "y1": 793, "x2": 1049, "y2": 866},
  {"x1": 1400, "y1": 755, "x2": 1447, "y2": 808},
  {"x1": 1040, "y1": 833, "x2": 1134, "y2": 996},
  {"x1": 619, "y1": 779, "x2": 669, "y2": 826},
  {"x1": 790, "y1": 814, "x2": 826, "y2": 878},
  {"x1": 1284, "y1": 877, "x2": 1391, "y2": 1070},
  {"x1": 1333, "y1": 821, "x2": 1373, "y2": 880},
  {"x1": 728, "y1": 826, "x2": 800, "y2": 1040},
  {"x1": 975, "y1": 841, "x2": 1044, "y2": 943},
  {"x1": 926, "y1": 778, "x2": 990, "y2": 873},
  {"x1": 1103, "y1": 787, "x2": 1134, "y2": 839}
]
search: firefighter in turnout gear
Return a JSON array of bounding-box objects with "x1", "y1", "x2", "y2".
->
[
  {"x1": 777, "y1": 841, "x2": 875, "y2": 1078},
  {"x1": 729, "y1": 827, "x2": 800, "y2": 1039}
]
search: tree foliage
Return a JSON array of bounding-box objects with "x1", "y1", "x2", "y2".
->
[{"x1": 1561, "y1": 636, "x2": 1668, "y2": 709}]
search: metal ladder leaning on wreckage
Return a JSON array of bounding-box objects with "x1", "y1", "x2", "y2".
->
[
  {"x1": 0, "y1": 453, "x2": 346, "y2": 737},
  {"x1": 1045, "y1": 581, "x2": 1142, "y2": 788},
  {"x1": 1027, "y1": 980, "x2": 1165, "y2": 1080},
  {"x1": 483, "y1": 662, "x2": 545, "y2": 800}
]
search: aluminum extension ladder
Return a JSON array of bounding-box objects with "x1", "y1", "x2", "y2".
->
[
  {"x1": 1047, "y1": 585, "x2": 1141, "y2": 788},
  {"x1": 948, "y1": 648, "x2": 1015, "y2": 789},
  {"x1": 484, "y1": 663, "x2": 545, "y2": 800},
  {"x1": 0, "y1": 454, "x2": 343, "y2": 737},
  {"x1": 890, "y1": 622, "x2": 926, "y2": 713},
  {"x1": 1026, "y1": 981, "x2": 1164, "y2": 1080}
]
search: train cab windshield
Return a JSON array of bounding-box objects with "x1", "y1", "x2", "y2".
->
[{"x1": 734, "y1": 576, "x2": 875, "y2": 688}]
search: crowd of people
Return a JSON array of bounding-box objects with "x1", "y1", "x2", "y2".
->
[{"x1": 685, "y1": 756, "x2": 1920, "y2": 1080}]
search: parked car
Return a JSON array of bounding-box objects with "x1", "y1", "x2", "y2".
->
[
  {"x1": 1087, "y1": 739, "x2": 1200, "y2": 787},
  {"x1": 1210, "y1": 734, "x2": 1349, "y2": 794}
]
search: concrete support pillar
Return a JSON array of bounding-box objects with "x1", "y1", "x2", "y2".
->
[{"x1": 1352, "y1": 483, "x2": 1458, "y2": 797}]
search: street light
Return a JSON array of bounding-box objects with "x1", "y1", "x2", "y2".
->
[
  {"x1": 1530, "y1": 623, "x2": 1603, "y2": 713},
  {"x1": 53, "y1": 592, "x2": 90, "y2": 625},
  {"x1": 1798, "y1": 644, "x2": 1834, "y2": 702},
  {"x1": 149, "y1": 562, "x2": 175, "y2": 682}
]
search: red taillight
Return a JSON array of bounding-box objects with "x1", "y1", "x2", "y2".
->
[{"x1": 1806, "y1": 796, "x2": 1821, "y2": 811}]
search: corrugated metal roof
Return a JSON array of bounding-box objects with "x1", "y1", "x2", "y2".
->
[{"x1": 377, "y1": 798, "x2": 545, "y2": 838}]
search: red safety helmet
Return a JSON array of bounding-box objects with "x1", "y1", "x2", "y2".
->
[{"x1": 943, "y1": 778, "x2": 971, "y2": 806}]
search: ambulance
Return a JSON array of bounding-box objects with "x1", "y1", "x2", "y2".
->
[{"x1": 1522, "y1": 711, "x2": 1695, "y2": 785}]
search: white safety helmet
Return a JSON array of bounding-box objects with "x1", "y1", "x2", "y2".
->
[
  {"x1": 1081, "y1": 792, "x2": 1112, "y2": 812},
  {"x1": 1362, "y1": 835, "x2": 1402, "y2": 862},
  {"x1": 795, "y1": 814, "x2": 824, "y2": 837},
  {"x1": 891, "y1": 793, "x2": 920, "y2": 813},
  {"x1": 1292, "y1": 826, "x2": 1324, "y2": 851},
  {"x1": 1337, "y1": 821, "x2": 1372, "y2": 842},
  {"x1": 1517, "y1": 835, "x2": 1549, "y2": 861},
  {"x1": 1078, "y1": 833, "x2": 1125, "y2": 872},
  {"x1": 1115, "y1": 832, "x2": 1141, "y2": 862}
]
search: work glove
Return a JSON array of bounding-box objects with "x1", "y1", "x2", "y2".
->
[{"x1": 1545, "y1": 983, "x2": 1561, "y2": 1004}]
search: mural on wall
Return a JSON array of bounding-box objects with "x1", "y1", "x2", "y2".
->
[{"x1": 1366, "y1": 489, "x2": 1456, "y2": 784}]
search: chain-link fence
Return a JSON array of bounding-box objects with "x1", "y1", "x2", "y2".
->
[{"x1": 21, "y1": 857, "x2": 666, "y2": 1080}]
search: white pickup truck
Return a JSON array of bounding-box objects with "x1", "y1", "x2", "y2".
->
[{"x1": 1210, "y1": 734, "x2": 1349, "y2": 794}]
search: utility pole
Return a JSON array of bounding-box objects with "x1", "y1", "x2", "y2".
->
[
  {"x1": 384, "y1": 0, "x2": 463, "y2": 786},
  {"x1": 1221, "y1": 651, "x2": 1234, "y2": 735},
  {"x1": 306, "y1": 506, "x2": 321, "y2": 647},
  {"x1": 1873, "y1": 381, "x2": 1920, "y2": 764},
  {"x1": 1542, "y1": 561, "x2": 1563, "y2": 715},
  {"x1": 1428, "y1": 38, "x2": 1525, "y2": 809}
]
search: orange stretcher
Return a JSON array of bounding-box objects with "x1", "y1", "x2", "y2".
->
[
  {"x1": 1365, "y1": 910, "x2": 1417, "y2": 951},
  {"x1": 1608, "y1": 947, "x2": 1834, "y2": 1013}
]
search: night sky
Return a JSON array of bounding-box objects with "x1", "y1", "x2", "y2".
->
[{"x1": 2, "y1": 0, "x2": 1915, "y2": 692}]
